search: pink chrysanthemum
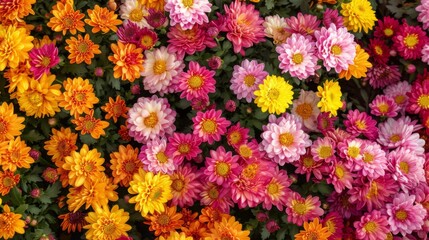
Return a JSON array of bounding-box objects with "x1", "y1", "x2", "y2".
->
[
  {"x1": 322, "y1": 212, "x2": 344, "y2": 239},
  {"x1": 294, "y1": 149, "x2": 327, "y2": 182},
  {"x1": 234, "y1": 139, "x2": 265, "y2": 162},
  {"x1": 422, "y1": 44, "x2": 429, "y2": 65},
  {"x1": 146, "y1": 9, "x2": 167, "y2": 29},
  {"x1": 203, "y1": 146, "x2": 240, "y2": 186},
  {"x1": 166, "y1": 132, "x2": 202, "y2": 165},
  {"x1": 226, "y1": 122, "x2": 249, "y2": 148},
  {"x1": 285, "y1": 192, "x2": 324, "y2": 226},
  {"x1": 354, "y1": 210, "x2": 390, "y2": 240},
  {"x1": 276, "y1": 33, "x2": 320, "y2": 80},
  {"x1": 322, "y1": 8, "x2": 344, "y2": 28},
  {"x1": 167, "y1": 24, "x2": 216, "y2": 59},
  {"x1": 310, "y1": 137, "x2": 336, "y2": 163},
  {"x1": 285, "y1": 13, "x2": 320, "y2": 36},
  {"x1": 369, "y1": 95, "x2": 399, "y2": 118},
  {"x1": 325, "y1": 128, "x2": 353, "y2": 144},
  {"x1": 374, "y1": 16, "x2": 399, "y2": 39},
  {"x1": 192, "y1": 109, "x2": 231, "y2": 144},
  {"x1": 139, "y1": 137, "x2": 176, "y2": 174},
  {"x1": 170, "y1": 164, "x2": 203, "y2": 208},
  {"x1": 365, "y1": 63, "x2": 401, "y2": 89},
  {"x1": 199, "y1": 181, "x2": 233, "y2": 213},
  {"x1": 368, "y1": 38, "x2": 390, "y2": 64},
  {"x1": 344, "y1": 109, "x2": 378, "y2": 140},
  {"x1": 407, "y1": 79, "x2": 429, "y2": 114},
  {"x1": 393, "y1": 21, "x2": 429, "y2": 60},
  {"x1": 117, "y1": 22, "x2": 158, "y2": 50},
  {"x1": 338, "y1": 138, "x2": 364, "y2": 164},
  {"x1": 384, "y1": 81, "x2": 411, "y2": 110},
  {"x1": 230, "y1": 59, "x2": 267, "y2": 103},
  {"x1": 355, "y1": 141, "x2": 387, "y2": 180},
  {"x1": 260, "y1": 114, "x2": 312, "y2": 165},
  {"x1": 29, "y1": 43, "x2": 60, "y2": 79},
  {"x1": 127, "y1": 96, "x2": 176, "y2": 143},
  {"x1": 316, "y1": 112, "x2": 337, "y2": 134},
  {"x1": 386, "y1": 192, "x2": 427, "y2": 235},
  {"x1": 165, "y1": 0, "x2": 211, "y2": 30},
  {"x1": 417, "y1": 0, "x2": 429, "y2": 30},
  {"x1": 327, "y1": 161, "x2": 354, "y2": 193},
  {"x1": 262, "y1": 167, "x2": 292, "y2": 211},
  {"x1": 141, "y1": 46, "x2": 184, "y2": 95},
  {"x1": 377, "y1": 117, "x2": 424, "y2": 150},
  {"x1": 223, "y1": 0, "x2": 265, "y2": 55},
  {"x1": 314, "y1": 23, "x2": 356, "y2": 73},
  {"x1": 177, "y1": 61, "x2": 216, "y2": 102}
]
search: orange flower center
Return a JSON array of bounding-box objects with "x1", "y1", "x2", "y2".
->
[
  {"x1": 267, "y1": 182, "x2": 279, "y2": 195},
  {"x1": 178, "y1": 143, "x2": 190, "y2": 154},
  {"x1": 355, "y1": 120, "x2": 366, "y2": 130},
  {"x1": 143, "y1": 112, "x2": 158, "y2": 128},
  {"x1": 364, "y1": 221, "x2": 377, "y2": 233},
  {"x1": 188, "y1": 75, "x2": 204, "y2": 90},
  {"x1": 124, "y1": 161, "x2": 136, "y2": 173},
  {"x1": 243, "y1": 75, "x2": 256, "y2": 87},
  {"x1": 292, "y1": 53, "x2": 303, "y2": 64},
  {"x1": 292, "y1": 202, "x2": 307, "y2": 215},
  {"x1": 208, "y1": 187, "x2": 219, "y2": 199},
  {"x1": 153, "y1": 60, "x2": 166, "y2": 75},
  {"x1": 228, "y1": 131, "x2": 241, "y2": 145},
  {"x1": 201, "y1": 119, "x2": 217, "y2": 134},
  {"x1": 149, "y1": 187, "x2": 163, "y2": 201},
  {"x1": 112, "y1": 104, "x2": 123, "y2": 116},
  {"x1": 155, "y1": 152, "x2": 168, "y2": 163},
  {"x1": 129, "y1": 8, "x2": 144, "y2": 22},
  {"x1": 172, "y1": 178, "x2": 184, "y2": 191},
  {"x1": 363, "y1": 152, "x2": 374, "y2": 163},
  {"x1": 403, "y1": 33, "x2": 418, "y2": 48},
  {"x1": 331, "y1": 45, "x2": 342, "y2": 55},
  {"x1": 40, "y1": 56, "x2": 51, "y2": 67},
  {"x1": 377, "y1": 103, "x2": 389, "y2": 113},
  {"x1": 141, "y1": 35, "x2": 154, "y2": 49},
  {"x1": 268, "y1": 88, "x2": 280, "y2": 101},
  {"x1": 302, "y1": 156, "x2": 315, "y2": 168},
  {"x1": 74, "y1": 92, "x2": 86, "y2": 102},
  {"x1": 242, "y1": 163, "x2": 258, "y2": 179},
  {"x1": 399, "y1": 161, "x2": 409, "y2": 174},
  {"x1": 335, "y1": 166, "x2": 344, "y2": 179},
  {"x1": 374, "y1": 45, "x2": 383, "y2": 56},
  {"x1": 418, "y1": 94, "x2": 429, "y2": 108},
  {"x1": 182, "y1": 0, "x2": 194, "y2": 8},
  {"x1": 389, "y1": 134, "x2": 401, "y2": 143},
  {"x1": 215, "y1": 162, "x2": 230, "y2": 176},
  {"x1": 157, "y1": 214, "x2": 170, "y2": 226},
  {"x1": 395, "y1": 209, "x2": 407, "y2": 221},
  {"x1": 63, "y1": 16, "x2": 74, "y2": 28},
  {"x1": 101, "y1": 219, "x2": 116, "y2": 235},
  {"x1": 3, "y1": 177, "x2": 14, "y2": 187},
  {"x1": 296, "y1": 103, "x2": 312, "y2": 120},
  {"x1": 83, "y1": 162, "x2": 95, "y2": 172},
  {"x1": 238, "y1": 145, "x2": 252, "y2": 158},
  {"x1": 278, "y1": 133, "x2": 294, "y2": 147},
  {"x1": 318, "y1": 146, "x2": 332, "y2": 159},
  {"x1": 77, "y1": 42, "x2": 89, "y2": 53},
  {"x1": 10, "y1": 150, "x2": 21, "y2": 162},
  {"x1": 84, "y1": 119, "x2": 96, "y2": 132},
  {"x1": 394, "y1": 95, "x2": 406, "y2": 105}
]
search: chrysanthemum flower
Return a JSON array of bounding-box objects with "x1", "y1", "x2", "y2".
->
[
  {"x1": 311, "y1": 137, "x2": 336, "y2": 163},
  {"x1": 0, "y1": 170, "x2": 20, "y2": 196},
  {"x1": 146, "y1": 8, "x2": 167, "y2": 28},
  {"x1": 365, "y1": 63, "x2": 401, "y2": 89},
  {"x1": 291, "y1": 90, "x2": 320, "y2": 132},
  {"x1": 71, "y1": 110, "x2": 110, "y2": 139},
  {"x1": 339, "y1": 44, "x2": 372, "y2": 80},
  {"x1": 355, "y1": 141, "x2": 387, "y2": 179},
  {"x1": 386, "y1": 192, "x2": 427, "y2": 235},
  {"x1": 128, "y1": 169, "x2": 173, "y2": 217},
  {"x1": 139, "y1": 137, "x2": 176, "y2": 174},
  {"x1": 0, "y1": 0, "x2": 35, "y2": 23},
  {"x1": 199, "y1": 182, "x2": 233, "y2": 213},
  {"x1": 263, "y1": 15, "x2": 289, "y2": 45},
  {"x1": 314, "y1": 24, "x2": 356, "y2": 73},
  {"x1": 417, "y1": 0, "x2": 429, "y2": 30},
  {"x1": 205, "y1": 216, "x2": 250, "y2": 240},
  {"x1": 317, "y1": 80, "x2": 343, "y2": 117},
  {"x1": 393, "y1": 21, "x2": 429, "y2": 60},
  {"x1": 344, "y1": 109, "x2": 378, "y2": 140},
  {"x1": 226, "y1": 123, "x2": 249, "y2": 148},
  {"x1": 316, "y1": 112, "x2": 337, "y2": 134},
  {"x1": 407, "y1": 79, "x2": 429, "y2": 114},
  {"x1": 295, "y1": 218, "x2": 331, "y2": 240},
  {"x1": 0, "y1": 205, "x2": 25, "y2": 240},
  {"x1": 354, "y1": 210, "x2": 389, "y2": 240},
  {"x1": 85, "y1": 5, "x2": 122, "y2": 33},
  {"x1": 65, "y1": 34, "x2": 101, "y2": 64},
  {"x1": 0, "y1": 102, "x2": 25, "y2": 142},
  {"x1": 369, "y1": 95, "x2": 399, "y2": 118},
  {"x1": 177, "y1": 61, "x2": 215, "y2": 102},
  {"x1": 17, "y1": 74, "x2": 61, "y2": 118},
  {"x1": 262, "y1": 167, "x2": 291, "y2": 211},
  {"x1": 83, "y1": 205, "x2": 132, "y2": 240},
  {"x1": 422, "y1": 44, "x2": 429, "y2": 65},
  {"x1": 165, "y1": 0, "x2": 211, "y2": 30},
  {"x1": 204, "y1": 146, "x2": 240, "y2": 186},
  {"x1": 377, "y1": 116, "x2": 424, "y2": 151},
  {"x1": 374, "y1": 16, "x2": 399, "y2": 39},
  {"x1": 294, "y1": 149, "x2": 326, "y2": 182},
  {"x1": 47, "y1": 1, "x2": 85, "y2": 35},
  {"x1": 327, "y1": 191, "x2": 359, "y2": 219},
  {"x1": 29, "y1": 43, "x2": 60, "y2": 79},
  {"x1": 254, "y1": 75, "x2": 294, "y2": 115},
  {"x1": 199, "y1": 206, "x2": 230, "y2": 229},
  {"x1": 58, "y1": 77, "x2": 99, "y2": 118},
  {"x1": 192, "y1": 109, "x2": 230, "y2": 144},
  {"x1": 276, "y1": 33, "x2": 320, "y2": 80},
  {"x1": 384, "y1": 81, "x2": 411, "y2": 110},
  {"x1": 230, "y1": 59, "x2": 267, "y2": 103},
  {"x1": 327, "y1": 161, "x2": 354, "y2": 193},
  {"x1": 110, "y1": 144, "x2": 143, "y2": 187},
  {"x1": 322, "y1": 212, "x2": 344, "y2": 239},
  {"x1": 0, "y1": 25, "x2": 34, "y2": 71},
  {"x1": 119, "y1": 0, "x2": 150, "y2": 29},
  {"x1": 139, "y1": 0, "x2": 165, "y2": 11},
  {"x1": 101, "y1": 96, "x2": 128, "y2": 123},
  {"x1": 285, "y1": 13, "x2": 321, "y2": 36},
  {"x1": 127, "y1": 96, "x2": 176, "y2": 143},
  {"x1": 338, "y1": 138, "x2": 364, "y2": 164},
  {"x1": 368, "y1": 38, "x2": 390, "y2": 64},
  {"x1": 44, "y1": 127, "x2": 78, "y2": 165},
  {"x1": 223, "y1": 0, "x2": 265, "y2": 55},
  {"x1": 117, "y1": 21, "x2": 154, "y2": 49},
  {"x1": 142, "y1": 47, "x2": 184, "y2": 95},
  {"x1": 144, "y1": 205, "x2": 184, "y2": 237},
  {"x1": 108, "y1": 42, "x2": 144, "y2": 82},
  {"x1": 58, "y1": 211, "x2": 87, "y2": 233},
  {"x1": 0, "y1": 137, "x2": 33, "y2": 172},
  {"x1": 4, "y1": 60, "x2": 32, "y2": 95},
  {"x1": 235, "y1": 139, "x2": 264, "y2": 162},
  {"x1": 323, "y1": 8, "x2": 344, "y2": 28},
  {"x1": 167, "y1": 133, "x2": 202, "y2": 164},
  {"x1": 285, "y1": 192, "x2": 324, "y2": 226},
  {"x1": 340, "y1": 0, "x2": 377, "y2": 33},
  {"x1": 170, "y1": 164, "x2": 203, "y2": 208}
]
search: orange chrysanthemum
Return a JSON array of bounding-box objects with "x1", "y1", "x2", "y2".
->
[
  {"x1": 144, "y1": 205, "x2": 184, "y2": 237},
  {"x1": 339, "y1": 45, "x2": 372, "y2": 80},
  {"x1": 58, "y1": 211, "x2": 87, "y2": 233},
  {"x1": 64, "y1": 34, "x2": 101, "y2": 64},
  {"x1": 0, "y1": 0, "x2": 36, "y2": 23},
  {"x1": 84, "y1": 5, "x2": 122, "y2": 33},
  {"x1": 198, "y1": 207, "x2": 229, "y2": 230},
  {"x1": 0, "y1": 102, "x2": 25, "y2": 142},
  {"x1": 139, "y1": 0, "x2": 165, "y2": 12},
  {"x1": 71, "y1": 109, "x2": 109, "y2": 139},
  {"x1": 58, "y1": 77, "x2": 99, "y2": 118},
  {"x1": 205, "y1": 215, "x2": 251, "y2": 240},
  {"x1": 110, "y1": 144, "x2": 143, "y2": 187},
  {"x1": 0, "y1": 170, "x2": 20, "y2": 196},
  {"x1": 0, "y1": 137, "x2": 34, "y2": 172},
  {"x1": 295, "y1": 218, "x2": 332, "y2": 240},
  {"x1": 33, "y1": 35, "x2": 56, "y2": 48},
  {"x1": 47, "y1": 1, "x2": 85, "y2": 35},
  {"x1": 44, "y1": 127, "x2": 78, "y2": 165},
  {"x1": 0, "y1": 205, "x2": 25, "y2": 240},
  {"x1": 101, "y1": 96, "x2": 128, "y2": 123},
  {"x1": 4, "y1": 60, "x2": 32, "y2": 95},
  {"x1": 108, "y1": 42, "x2": 144, "y2": 82},
  {"x1": 0, "y1": 24, "x2": 34, "y2": 71},
  {"x1": 181, "y1": 220, "x2": 207, "y2": 240}
]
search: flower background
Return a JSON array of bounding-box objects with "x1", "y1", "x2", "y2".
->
[{"x1": 1, "y1": 0, "x2": 429, "y2": 239}]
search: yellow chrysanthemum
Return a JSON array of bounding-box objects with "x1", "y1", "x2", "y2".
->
[
  {"x1": 44, "y1": 127, "x2": 78, "y2": 165},
  {"x1": 62, "y1": 144, "x2": 105, "y2": 187},
  {"x1": 0, "y1": 205, "x2": 25, "y2": 240},
  {"x1": 110, "y1": 144, "x2": 143, "y2": 187},
  {"x1": 317, "y1": 80, "x2": 343, "y2": 117},
  {"x1": 58, "y1": 77, "x2": 99, "y2": 118},
  {"x1": 205, "y1": 216, "x2": 250, "y2": 240},
  {"x1": 159, "y1": 231, "x2": 193, "y2": 240},
  {"x1": 3, "y1": 60, "x2": 32, "y2": 97},
  {"x1": 16, "y1": 74, "x2": 61, "y2": 118},
  {"x1": 138, "y1": 0, "x2": 165, "y2": 12},
  {"x1": 341, "y1": 0, "x2": 377, "y2": 33},
  {"x1": 33, "y1": 35, "x2": 56, "y2": 48},
  {"x1": 339, "y1": 45, "x2": 372, "y2": 80},
  {"x1": 128, "y1": 168, "x2": 173, "y2": 217},
  {"x1": 101, "y1": 96, "x2": 128, "y2": 123},
  {"x1": 83, "y1": 204, "x2": 132, "y2": 240},
  {"x1": 0, "y1": 137, "x2": 34, "y2": 172},
  {"x1": 0, "y1": 102, "x2": 25, "y2": 142},
  {"x1": 85, "y1": 5, "x2": 122, "y2": 33},
  {"x1": 47, "y1": 1, "x2": 85, "y2": 35},
  {"x1": 108, "y1": 42, "x2": 144, "y2": 82},
  {"x1": 0, "y1": 24, "x2": 34, "y2": 71},
  {"x1": 65, "y1": 34, "x2": 101, "y2": 64},
  {"x1": 0, "y1": 0, "x2": 36, "y2": 23},
  {"x1": 295, "y1": 218, "x2": 332, "y2": 240},
  {"x1": 254, "y1": 75, "x2": 294, "y2": 115},
  {"x1": 71, "y1": 109, "x2": 110, "y2": 139}
]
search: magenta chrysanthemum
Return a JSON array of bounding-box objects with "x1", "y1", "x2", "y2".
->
[
  {"x1": 29, "y1": 43, "x2": 60, "y2": 79},
  {"x1": 369, "y1": 95, "x2": 399, "y2": 118},
  {"x1": 139, "y1": 137, "x2": 176, "y2": 174},
  {"x1": 354, "y1": 210, "x2": 390, "y2": 240},
  {"x1": 166, "y1": 132, "x2": 202, "y2": 165},
  {"x1": 327, "y1": 161, "x2": 354, "y2": 193},
  {"x1": 226, "y1": 122, "x2": 249, "y2": 148},
  {"x1": 407, "y1": 79, "x2": 429, "y2": 114},
  {"x1": 285, "y1": 192, "x2": 324, "y2": 226},
  {"x1": 230, "y1": 59, "x2": 267, "y2": 103},
  {"x1": 285, "y1": 13, "x2": 320, "y2": 36},
  {"x1": 344, "y1": 109, "x2": 378, "y2": 140},
  {"x1": 323, "y1": 8, "x2": 344, "y2": 28},
  {"x1": 374, "y1": 16, "x2": 399, "y2": 39},
  {"x1": 393, "y1": 21, "x2": 429, "y2": 60},
  {"x1": 177, "y1": 61, "x2": 216, "y2": 102},
  {"x1": 262, "y1": 167, "x2": 291, "y2": 211},
  {"x1": 192, "y1": 109, "x2": 231, "y2": 144},
  {"x1": 203, "y1": 146, "x2": 240, "y2": 187},
  {"x1": 170, "y1": 163, "x2": 203, "y2": 208},
  {"x1": 365, "y1": 63, "x2": 401, "y2": 89},
  {"x1": 164, "y1": 0, "x2": 211, "y2": 30}
]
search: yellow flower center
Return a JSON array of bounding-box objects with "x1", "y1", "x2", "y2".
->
[
  {"x1": 124, "y1": 161, "x2": 136, "y2": 173},
  {"x1": 403, "y1": 33, "x2": 418, "y2": 48},
  {"x1": 296, "y1": 103, "x2": 313, "y2": 120},
  {"x1": 335, "y1": 166, "x2": 344, "y2": 179},
  {"x1": 389, "y1": 134, "x2": 401, "y2": 143},
  {"x1": 129, "y1": 8, "x2": 144, "y2": 22},
  {"x1": 228, "y1": 131, "x2": 241, "y2": 145},
  {"x1": 182, "y1": 0, "x2": 194, "y2": 8},
  {"x1": 143, "y1": 112, "x2": 158, "y2": 128},
  {"x1": 244, "y1": 74, "x2": 256, "y2": 87},
  {"x1": 303, "y1": 156, "x2": 315, "y2": 168},
  {"x1": 268, "y1": 88, "x2": 280, "y2": 101},
  {"x1": 141, "y1": 35, "x2": 154, "y2": 48},
  {"x1": 395, "y1": 210, "x2": 407, "y2": 221},
  {"x1": 157, "y1": 214, "x2": 170, "y2": 226},
  {"x1": 238, "y1": 145, "x2": 252, "y2": 158},
  {"x1": 75, "y1": 92, "x2": 86, "y2": 102},
  {"x1": 188, "y1": 75, "x2": 204, "y2": 89},
  {"x1": 347, "y1": 146, "x2": 360, "y2": 158},
  {"x1": 208, "y1": 187, "x2": 219, "y2": 199},
  {"x1": 77, "y1": 42, "x2": 89, "y2": 53},
  {"x1": 267, "y1": 182, "x2": 279, "y2": 195},
  {"x1": 10, "y1": 150, "x2": 20, "y2": 162},
  {"x1": 3, "y1": 177, "x2": 14, "y2": 187},
  {"x1": 331, "y1": 45, "x2": 342, "y2": 55},
  {"x1": 278, "y1": 133, "x2": 294, "y2": 147},
  {"x1": 318, "y1": 146, "x2": 333, "y2": 159},
  {"x1": 201, "y1": 119, "x2": 217, "y2": 134},
  {"x1": 102, "y1": 220, "x2": 116, "y2": 235},
  {"x1": 155, "y1": 152, "x2": 168, "y2": 163},
  {"x1": 394, "y1": 95, "x2": 406, "y2": 105},
  {"x1": 172, "y1": 178, "x2": 184, "y2": 191},
  {"x1": 292, "y1": 53, "x2": 304, "y2": 64},
  {"x1": 153, "y1": 60, "x2": 166, "y2": 75},
  {"x1": 355, "y1": 120, "x2": 366, "y2": 130},
  {"x1": 374, "y1": 45, "x2": 383, "y2": 56},
  {"x1": 149, "y1": 187, "x2": 163, "y2": 201},
  {"x1": 178, "y1": 143, "x2": 190, "y2": 154},
  {"x1": 418, "y1": 94, "x2": 429, "y2": 108},
  {"x1": 363, "y1": 152, "x2": 374, "y2": 163},
  {"x1": 29, "y1": 92, "x2": 43, "y2": 106},
  {"x1": 399, "y1": 161, "x2": 409, "y2": 174},
  {"x1": 384, "y1": 28, "x2": 393, "y2": 37},
  {"x1": 83, "y1": 162, "x2": 95, "y2": 172},
  {"x1": 324, "y1": 219, "x2": 336, "y2": 234},
  {"x1": 84, "y1": 120, "x2": 96, "y2": 131},
  {"x1": 364, "y1": 221, "x2": 377, "y2": 233},
  {"x1": 40, "y1": 56, "x2": 51, "y2": 67},
  {"x1": 366, "y1": 181, "x2": 379, "y2": 199},
  {"x1": 292, "y1": 202, "x2": 307, "y2": 215},
  {"x1": 377, "y1": 103, "x2": 389, "y2": 113},
  {"x1": 242, "y1": 163, "x2": 257, "y2": 179},
  {"x1": 215, "y1": 162, "x2": 230, "y2": 176}
]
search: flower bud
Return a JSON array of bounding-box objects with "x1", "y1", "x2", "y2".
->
[
  {"x1": 29, "y1": 149, "x2": 40, "y2": 160},
  {"x1": 131, "y1": 84, "x2": 141, "y2": 95},
  {"x1": 42, "y1": 167, "x2": 59, "y2": 183},
  {"x1": 406, "y1": 64, "x2": 416, "y2": 74},
  {"x1": 48, "y1": 118, "x2": 57, "y2": 126},
  {"x1": 94, "y1": 67, "x2": 104, "y2": 77},
  {"x1": 207, "y1": 56, "x2": 222, "y2": 70},
  {"x1": 30, "y1": 219, "x2": 38, "y2": 227},
  {"x1": 30, "y1": 188, "x2": 41, "y2": 198},
  {"x1": 389, "y1": 49, "x2": 397, "y2": 57},
  {"x1": 256, "y1": 212, "x2": 268, "y2": 222},
  {"x1": 265, "y1": 219, "x2": 280, "y2": 233},
  {"x1": 225, "y1": 100, "x2": 237, "y2": 112}
]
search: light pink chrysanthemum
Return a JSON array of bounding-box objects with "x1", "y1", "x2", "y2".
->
[
  {"x1": 355, "y1": 141, "x2": 387, "y2": 180},
  {"x1": 323, "y1": 8, "x2": 344, "y2": 28},
  {"x1": 393, "y1": 21, "x2": 429, "y2": 60},
  {"x1": 384, "y1": 81, "x2": 411, "y2": 110},
  {"x1": 365, "y1": 64, "x2": 401, "y2": 89},
  {"x1": 29, "y1": 43, "x2": 60, "y2": 79},
  {"x1": 127, "y1": 96, "x2": 176, "y2": 143},
  {"x1": 354, "y1": 210, "x2": 390, "y2": 240},
  {"x1": 386, "y1": 192, "x2": 427, "y2": 235},
  {"x1": 170, "y1": 164, "x2": 203, "y2": 208},
  {"x1": 166, "y1": 132, "x2": 202, "y2": 165},
  {"x1": 285, "y1": 13, "x2": 320, "y2": 36},
  {"x1": 276, "y1": 33, "x2": 320, "y2": 80},
  {"x1": 344, "y1": 109, "x2": 378, "y2": 140},
  {"x1": 285, "y1": 192, "x2": 324, "y2": 226},
  {"x1": 422, "y1": 44, "x2": 429, "y2": 64},
  {"x1": 310, "y1": 137, "x2": 336, "y2": 163},
  {"x1": 314, "y1": 23, "x2": 356, "y2": 73},
  {"x1": 417, "y1": 0, "x2": 429, "y2": 30},
  {"x1": 177, "y1": 61, "x2": 216, "y2": 102},
  {"x1": 377, "y1": 117, "x2": 425, "y2": 150},
  {"x1": 230, "y1": 59, "x2": 267, "y2": 103},
  {"x1": 165, "y1": 0, "x2": 211, "y2": 30},
  {"x1": 192, "y1": 109, "x2": 231, "y2": 144},
  {"x1": 199, "y1": 181, "x2": 233, "y2": 213},
  {"x1": 260, "y1": 114, "x2": 312, "y2": 165},
  {"x1": 223, "y1": 0, "x2": 265, "y2": 55},
  {"x1": 327, "y1": 161, "x2": 354, "y2": 193},
  {"x1": 337, "y1": 138, "x2": 364, "y2": 164},
  {"x1": 139, "y1": 137, "x2": 176, "y2": 174},
  {"x1": 262, "y1": 167, "x2": 292, "y2": 211},
  {"x1": 203, "y1": 146, "x2": 240, "y2": 186},
  {"x1": 226, "y1": 122, "x2": 249, "y2": 148},
  {"x1": 141, "y1": 46, "x2": 184, "y2": 95},
  {"x1": 291, "y1": 90, "x2": 320, "y2": 132},
  {"x1": 369, "y1": 95, "x2": 399, "y2": 118}
]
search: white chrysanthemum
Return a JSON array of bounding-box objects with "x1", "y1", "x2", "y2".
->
[
  {"x1": 120, "y1": 0, "x2": 151, "y2": 29},
  {"x1": 291, "y1": 90, "x2": 320, "y2": 132},
  {"x1": 263, "y1": 15, "x2": 289, "y2": 44}
]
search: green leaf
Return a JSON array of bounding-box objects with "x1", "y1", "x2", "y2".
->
[
  {"x1": 254, "y1": 109, "x2": 269, "y2": 120},
  {"x1": 276, "y1": 228, "x2": 287, "y2": 240},
  {"x1": 80, "y1": 133, "x2": 98, "y2": 145},
  {"x1": 265, "y1": 0, "x2": 275, "y2": 10},
  {"x1": 61, "y1": 63, "x2": 88, "y2": 76},
  {"x1": 107, "y1": 74, "x2": 121, "y2": 90},
  {"x1": 26, "y1": 175, "x2": 43, "y2": 183},
  {"x1": 261, "y1": 227, "x2": 270, "y2": 240},
  {"x1": 10, "y1": 187, "x2": 25, "y2": 205},
  {"x1": 44, "y1": 182, "x2": 61, "y2": 199},
  {"x1": 14, "y1": 204, "x2": 29, "y2": 214},
  {"x1": 22, "y1": 130, "x2": 45, "y2": 142},
  {"x1": 28, "y1": 205, "x2": 42, "y2": 215}
]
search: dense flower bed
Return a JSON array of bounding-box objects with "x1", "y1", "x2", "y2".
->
[{"x1": 1, "y1": 0, "x2": 429, "y2": 239}]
